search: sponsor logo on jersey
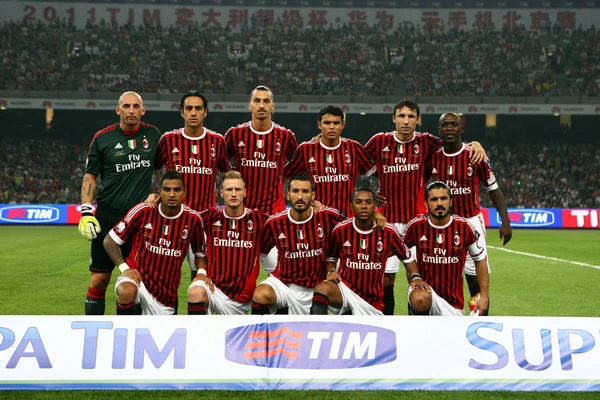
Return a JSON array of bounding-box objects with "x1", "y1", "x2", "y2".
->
[
  {"x1": 172, "y1": 147, "x2": 179, "y2": 153},
  {"x1": 143, "y1": 137, "x2": 149, "y2": 149},
  {"x1": 431, "y1": 168, "x2": 438, "y2": 174},
  {"x1": 453, "y1": 234, "x2": 460, "y2": 246},
  {"x1": 344, "y1": 152, "x2": 351, "y2": 164},
  {"x1": 317, "y1": 226, "x2": 324, "y2": 239},
  {"x1": 467, "y1": 166, "x2": 473, "y2": 177},
  {"x1": 0, "y1": 206, "x2": 60, "y2": 223},
  {"x1": 275, "y1": 141, "x2": 281, "y2": 153},
  {"x1": 182, "y1": 228, "x2": 188, "y2": 240},
  {"x1": 504, "y1": 209, "x2": 556, "y2": 227},
  {"x1": 247, "y1": 220, "x2": 254, "y2": 231},
  {"x1": 224, "y1": 322, "x2": 396, "y2": 369},
  {"x1": 414, "y1": 144, "x2": 420, "y2": 154},
  {"x1": 144, "y1": 223, "x2": 153, "y2": 230},
  {"x1": 278, "y1": 233, "x2": 286, "y2": 239},
  {"x1": 211, "y1": 146, "x2": 216, "y2": 158},
  {"x1": 308, "y1": 157, "x2": 316, "y2": 163},
  {"x1": 114, "y1": 143, "x2": 123, "y2": 149},
  {"x1": 383, "y1": 146, "x2": 390, "y2": 152},
  {"x1": 376, "y1": 240, "x2": 383, "y2": 252},
  {"x1": 419, "y1": 235, "x2": 427, "y2": 241}
]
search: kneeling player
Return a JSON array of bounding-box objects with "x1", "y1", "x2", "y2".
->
[
  {"x1": 251, "y1": 175, "x2": 346, "y2": 315},
  {"x1": 103, "y1": 170, "x2": 205, "y2": 315},
  {"x1": 187, "y1": 171, "x2": 268, "y2": 315},
  {"x1": 404, "y1": 181, "x2": 489, "y2": 316},
  {"x1": 310, "y1": 187, "x2": 426, "y2": 315}
]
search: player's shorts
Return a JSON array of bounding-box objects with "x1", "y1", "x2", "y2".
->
[
  {"x1": 407, "y1": 285, "x2": 464, "y2": 316},
  {"x1": 115, "y1": 275, "x2": 175, "y2": 315},
  {"x1": 385, "y1": 222, "x2": 409, "y2": 274},
  {"x1": 90, "y1": 207, "x2": 131, "y2": 273},
  {"x1": 188, "y1": 280, "x2": 250, "y2": 315},
  {"x1": 330, "y1": 282, "x2": 383, "y2": 316},
  {"x1": 258, "y1": 276, "x2": 313, "y2": 315},
  {"x1": 465, "y1": 213, "x2": 490, "y2": 276}
]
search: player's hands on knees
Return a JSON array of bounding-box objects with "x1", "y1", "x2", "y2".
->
[
  {"x1": 468, "y1": 141, "x2": 487, "y2": 164},
  {"x1": 372, "y1": 211, "x2": 387, "y2": 230},
  {"x1": 410, "y1": 278, "x2": 431, "y2": 292},
  {"x1": 194, "y1": 274, "x2": 215, "y2": 293},
  {"x1": 78, "y1": 204, "x2": 101, "y2": 240},
  {"x1": 144, "y1": 193, "x2": 160, "y2": 208},
  {"x1": 475, "y1": 294, "x2": 489, "y2": 316},
  {"x1": 326, "y1": 270, "x2": 341, "y2": 284},
  {"x1": 312, "y1": 200, "x2": 325, "y2": 212},
  {"x1": 122, "y1": 269, "x2": 142, "y2": 286},
  {"x1": 499, "y1": 223, "x2": 512, "y2": 245}
]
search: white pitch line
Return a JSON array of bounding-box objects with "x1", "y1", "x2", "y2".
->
[{"x1": 487, "y1": 245, "x2": 600, "y2": 271}]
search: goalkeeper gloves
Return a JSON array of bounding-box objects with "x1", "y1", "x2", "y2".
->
[{"x1": 79, "y1": 203, "x2": 101, "y2": 240}]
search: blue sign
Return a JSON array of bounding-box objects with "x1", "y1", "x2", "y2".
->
[
  {"x1": 486, "y1": 208, "x2": 563, "y2": 228},
  {"x1": 225, "y1": 322, "x2": 397, "y2": 369},
  {"x1": 0, "y1": 205, "x2": 67, "y2": 224}
]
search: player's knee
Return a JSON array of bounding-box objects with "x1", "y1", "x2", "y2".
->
[
  {"x1": 252, "y1": 284, "x2": 276, "y2": 305},
  {"x1": 313, "y1": 281, "x2": 333, "y2": 297},
  {"x1": 409, "y1": 290, "x2": 432, "y2": 314},
  {"x1": 188, "y1": 285, "x2": 208, "y2": 303},
  {"x1": 90, "y1": 272, "x2": 111, "y2": 289},
  {"x1": 116, "y1": 282, "x2": 138, "y2": 304}
]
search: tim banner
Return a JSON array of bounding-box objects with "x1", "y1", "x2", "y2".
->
[{"x1": 0, "y1": 316, "x2": 598, "y2": 391}]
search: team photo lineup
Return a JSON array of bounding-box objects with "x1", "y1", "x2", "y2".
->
[{"x1": 77, "y1": 86, "x2": 514, "y2": 318}]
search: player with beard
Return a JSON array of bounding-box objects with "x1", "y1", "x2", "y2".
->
[
  {"x1": 187, "y1": 171, "x2": 268, "y2": 315},
  {"x1": 404, "y1": 181, "x2": 489, "y2": 316},
  {"x1": 310, "y1": 188, "x2": 426, "y2": 315},
  {"x1": 251, "y1": 174, "x2": 345, "y2": 315},
  {"x1": 427, "y1": 113, "x2": 511, "y2": 306},
  {"x1": 103, "y1": 170, "x2": 205, "y2": 315}
]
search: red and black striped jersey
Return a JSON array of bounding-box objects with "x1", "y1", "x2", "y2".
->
[
  {"x1": 364, "y1": 131, "x2": 441, "y2": 223},
  {"x1": 200, "y1": 207, "x2": 269, "y2": 303},
  {"x1": 109, "y1": 203, "x2": 205, "y2": 308},
  {"x1": 157, "y1": 127, "x2": 229, "y2": 211},
  {"x1": 224, "y1": 121, "x2": 298, "y2": 214},
  {"x1": 284, "y1": 138, "x2": 375, "y2": 216},
  {"x1": 326, "y1": 219, "x2": 414, "y2": 311},
  {"x1": 259, "y1": 207, "x2": 345, "y2": 288},
  {"x1": 404, "y1": 215, "x2": 486, "y2": 310},
  {"x1": 427, "y1": 144, "x2": 498, "y2": 218}
]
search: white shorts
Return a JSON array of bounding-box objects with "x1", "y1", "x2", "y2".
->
[
  {"x1": 188, "y1": 280, "x2": 250, "y2": 315},
  {"x1": 465, "y1": 214, "x2": 490, "y2": 275},
  {"x1": 262, "y1": 248, "x2": 279, "y2": 273},
  {"x1": 331, "y1": 282, "x2": 383, "y2": 316},
  {"x1": 115, "y1": 275, "x2": 175, "y2": 315},
  {"x1": 407, "y1": 285, "x2": 463, "y2": 316},
  {"x1": 386, "y1": 222, "x2": 409, "y2": 273},
  {"x1": 258, "y1": 276, "x2": 313, "y2": 315}
]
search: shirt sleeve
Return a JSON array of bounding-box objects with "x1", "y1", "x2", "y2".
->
[
  {"x1": 283, "y1": 144, "x2": 305, "y2": 179},
  {"x1": 478, "y1": 157, "x2": 499, "y2": 192},
  {"x1": 325, "y1": 228, "x2": 341, "y2": 263},
  {"x1": 85, "y1": 135, "x2": 103, "y2": 176},
  {"x1": 108, "y1": 204, "x2": 144, "y2": 245},
  {"x1": 217, "y1": 136, "x2": 231, "y2": 173},
  {"x1": 356, "y1": 142, "x2": 376, "y2": 176},
  {"x1": 286, "y1": 131, "x2": 299, "y2": 162},
  {"x1": 466, "y1": 222, "x2": 487, "y2": 261},
  {"x1": 190, "y1": 214, "x2": 206, "y2": 257},
  {"x1": 258, "y1": 220, "x2": 276, "y2": 255},
  {"x1": 155, "y1": 134, "x2": 167, "y2": 170},
  {"x1": 390, "y1": 226, "x2": 415, "y2": 265}
]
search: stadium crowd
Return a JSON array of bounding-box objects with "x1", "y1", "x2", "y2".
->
[
  {"x1": 1, "y1": 136, "x2": 598, "y2": 209},
  {"x1": 2, "y1": 19, "x2": 600, "y2": 96}
]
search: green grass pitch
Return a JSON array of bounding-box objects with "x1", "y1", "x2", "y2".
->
[{"x1": 0, "y1": 226, "x2": 599, "y2": 398}]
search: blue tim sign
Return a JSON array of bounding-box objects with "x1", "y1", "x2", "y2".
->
[
  {"x1": 0, "y1": 205, "x2": 66, "y2": 224},
  {"x1": 224, "y1": 322, "x2": 397, "y2": 369},
  {"x1": 486, "y1": 208, "x2": 562, "y2": 228}
]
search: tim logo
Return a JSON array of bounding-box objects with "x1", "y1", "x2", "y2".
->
[
  {"x1": 0, "y1": 206, "x2": 60, "y2": 223},
  {"x1": 503, "y1": 209, "x2": 555, "y2": 227},
  {"x1": 225, "y1": 322, "x2": 396, "y2": 369}
]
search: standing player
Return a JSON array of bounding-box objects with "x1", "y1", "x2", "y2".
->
[
  {"x1": 103, "y1": 170, "x2": 205, "y2": 315},
  {"x1": 404, "y1": 181, "x2": 489, "y2": 316},
  {"x1": 364, "y1": 99, "x2": 485, "y2": 313},
  {"x1": 310, "y1": 188, "x2": 425, "y2": 315},
  {"x1": 224, "y1": 85, "x2": 298, "y2": 215},
  {"x1": 251, "y1": 174, "x2": 345, "y2": 315},
  {"x1": 427, "y1": 112, "x2": 511, "y2": 300},
  {"x1": 155, "y1": 91, "x2": 229, "y2": 279},
  {"x1": 79, "y1": 91, "x2": 161, "y2": 315},
  {"x1": 187, "y1": 171, "x2": 269, "y2": 315},
  {"x1": 284, "y1": 105, "x2": 376, "y2": 217}
]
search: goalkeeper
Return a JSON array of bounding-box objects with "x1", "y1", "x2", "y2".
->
[{"x1": 79, "y1": 91, "x2": 161, "y2": 315}]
